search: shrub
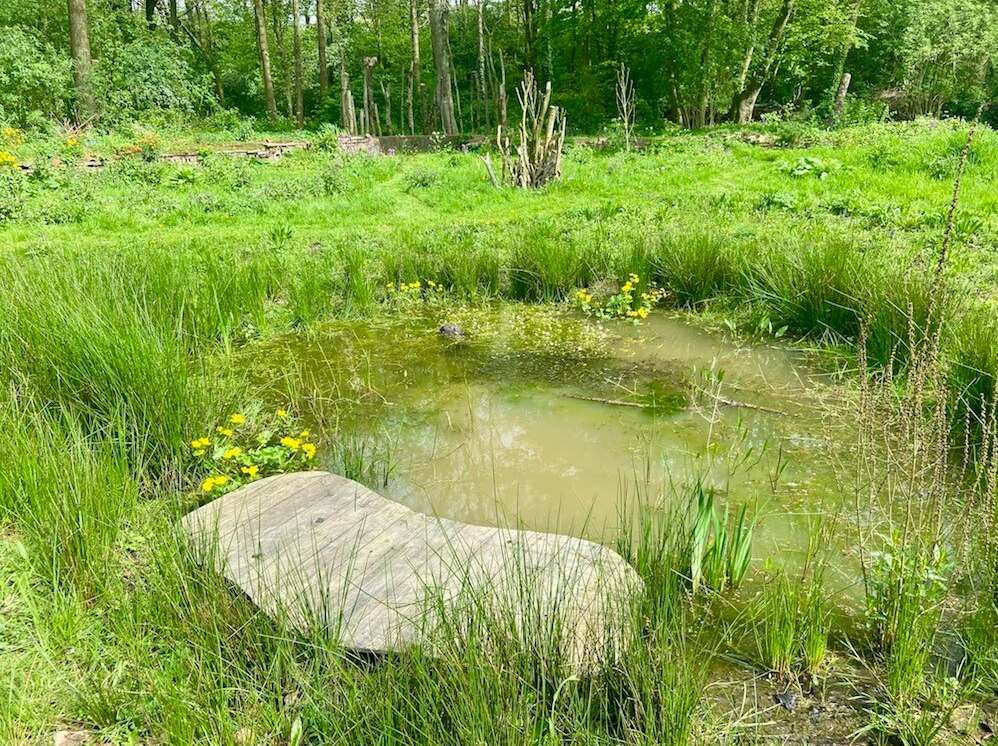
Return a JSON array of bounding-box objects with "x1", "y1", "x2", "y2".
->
[{"x1": 0, "y1": 26, "x2": 69, "y2": 128}]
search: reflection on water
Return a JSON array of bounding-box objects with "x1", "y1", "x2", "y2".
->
[{"x1": 244, "y1": 304, "x2": 853, "y2": 564}]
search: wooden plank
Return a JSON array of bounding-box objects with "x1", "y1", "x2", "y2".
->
[{"x1": 183, "y1": 471, "x2": 641, "y2": 670}]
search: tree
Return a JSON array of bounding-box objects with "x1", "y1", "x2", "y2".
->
[
  {"x1": 293, "y1": 0, "x2": 304, "y2": 127},
  {"x1": 66, "y1": 0, "x2": 94, "y2": 119},
  {"x1": 409, "y1": 0, "x2": 427, "y2": 133},
  {"x1": 316, "y1": 0, "x2": 329, "y2": 101},
  {"x1": 729, "y1": 0, "x2": 795, "y2": 123},
  {"x1": 253, "y1": 0, "x2": 278, "y2": 122},
  {"x1": 428, "y1": 0, "x2": 457, "y2": 134}
]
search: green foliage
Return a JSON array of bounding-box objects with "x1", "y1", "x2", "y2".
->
[
  {"x1": 754, "y1": 568, "x2": 830, "y2": 678},
  {"x1": 90, "y1": 35, "x2": 216, "y2": 126},
  {"x1": 689, "y1": 483, "x2": 757, "y2": 593},
  {"x1": 189, "y1": 410, "x2": 318, "y2": 497},
  {"x1": 0, "y1": 25, "x2": 68, "y2": 128}
]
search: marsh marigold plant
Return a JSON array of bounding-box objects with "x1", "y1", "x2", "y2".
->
[{"x1": 190, "y1": 408, "x2": 319, "y2": 497}]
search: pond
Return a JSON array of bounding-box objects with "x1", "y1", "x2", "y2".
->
[{"x1": 243, "y1": 304, "x2": 854, "y2": 573}]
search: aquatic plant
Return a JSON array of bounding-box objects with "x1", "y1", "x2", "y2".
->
[
  {"x1": 689, "y1": 483, "x2": 756, "y2": 593},
  {"x1": 189, "y1": 409, "x2": 319, "y2": 496},
  {"x1": 573, "y1": 272, "x2": 667, "y2": 322}
]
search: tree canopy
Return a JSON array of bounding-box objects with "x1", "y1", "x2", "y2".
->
[{"x1": 1, "y1": 0, "x2": 995, "y2": 131}]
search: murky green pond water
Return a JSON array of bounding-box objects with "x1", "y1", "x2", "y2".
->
[{"x1": 244, "y1": 304, "x2": 853, "y2": 567}]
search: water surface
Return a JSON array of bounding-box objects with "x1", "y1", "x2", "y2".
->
[{"x1": 244, "y1": 305, "x2": 853, "y2": 563}]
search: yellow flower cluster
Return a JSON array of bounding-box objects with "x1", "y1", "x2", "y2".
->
[
  {"x1": 0, "y1": 151, "x2": 18, "y2": 171},
  {"x1": 230, "y1": 413, "x2": 245, "y2": 424},
  {"x1": 241, "y1": 465, "x2": 260, "y2": 478},
  {"x1": 281, "y1": 436, "x2": 302, "y2": 450},
  {"x1": 276, "y1": 409, "x2": 288, "y2": 417},
  {"x1": 202, "y1": 474, "x2": 229, "y2": 493},
  {"x1": 626, "y1": 308, "x2": 650, "y2": 319},
  {"x1": 302, "y1": 443, "x2": 317, "y2": 460},
  {"x1": 216, "y1": 426, "x2": 233, "y2": 437},
  {"x1": 0, "y1": 127, "x2": 24, "y2": 148},
  {"x1": 575, "y1": 289, "x2": 593, "y2": 303},
  {"x1": 190, "y1": 436, "x2": 211, "y2": 456},
  {"x1": 621, "y1": 273, "x2": 640, "y2": 294},
  {"x1": 222, "y1": 447, "x2": 242, "y2": 460}
]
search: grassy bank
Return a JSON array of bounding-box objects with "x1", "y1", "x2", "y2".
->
[{"x1": 2, "y1": 120, "x2": 998, "y2": 743}]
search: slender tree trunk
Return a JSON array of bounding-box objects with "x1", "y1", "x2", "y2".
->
[
  {"x1": 316, "y1": 0, "x2": 329, "y2": 102},
  {"x1": 254, "y1": 0, "x2": 278, "y2": 122},
  {"x1": 271, "y1": 0, "x2": 293, "y2": 117},
  {"x1": 695, "y1": 0, "x2": 718, "y2": 128},
  {"x1": 169, "y1": 0, "x2": 179, "y2": 38},
  {"x1": 428, "y1": 0, "x2": 458, "y2": 134},
  {"x1": 523, "y1": 0, "x2": 534, "y2": 71},
  {"x1": 736, "y1": 0, "x2": 762, "y2": 92},
  {"x1": 823, "y1": 0, "x2": 861, "y2": 115},
  {"x1": 381, "y1": 81, "x2": 394, "y2": 135},
  {"x1": 293, "y1": 0, "x2": 304, "y2": 127},
  {"x1": 67, "y1": 0, "x2": 94, "y2": 120},
  {"x1": 340, "y1": 54, "x2": 356, "y2": 133},
  {"x1": 729, "y1": 0, "x2": 794, "y2": 123},
  {"x1": 363, "y1": 57, "x2": 377, "y2": 135},
  {"x1": 477, "y1": 0, "x2": 491, "y2": 131},
  {"x1": 664, "y1": 0, "x2": 682, "y2": 125},
  {"x1": 410, "y1": 0, "x2": 428, "y2": 134}
]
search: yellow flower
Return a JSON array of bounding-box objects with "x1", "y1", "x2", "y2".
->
[
  {"x1": 626, "y1": 310, "x2": 639, "y2": 317},
  {"x1": 241, "y1": 465, "x2": 260, "y2": 477},
  {"x1": 629, "y1": 273, "x2": 640, "y2": 283},
  {"x1": 302, "y1": 443, "x2": 317, "y2": 460},
  {"x1": 276, "y1": 409, "x2": 287, "y2": 417},
  {"x1": 621, "y1": 282, "x2": 634, "y2": 293},
  {"x1": 230, "y1": 414, "x2": 245, "y2": 425},
  {"x1": 217, "y1": 426, "x2": 233, "y2": 437},
  {"x1": 194, "y1": 449, "x2": 206, "y2": 457},
  {"x1": 190, "y1": 439, "x2": 202, "y2": 448},
  {"x1": 215, "y1": 475, "x2": 228, "y2": 485},
  {"x1": 300, "y1": 429, "x2": 310, "y2": 438},
  {"x1": 637, "y1": 308, "x2": 649, "y2": 319},
  {"x1": 201, "y1": 477, "x2": 216, "y2": 493},
  {"x1": 281, "y1": 437, "x2": 301, "y2": 450},
  {"x1": 427, "y1": 280, "x2": 437, "y2": 288},
  {"x1": 223, "y1": 447, "x2": 242, "y2": 460}
]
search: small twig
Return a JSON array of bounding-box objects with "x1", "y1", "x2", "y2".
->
[
  {"x1": 565, "y1": 394, "x2": 650, "y2": 408},
  {"x1": 706, "y1": 393, "x2": 785, "y2": 415},
  {"x1": 566, "y1": 392, "x2": 786, "y2": 415}
]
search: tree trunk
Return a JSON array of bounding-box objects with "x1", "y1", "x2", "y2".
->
[
  {"x1": 253, "y1": 0, "x2": 278, "y2": 123},
  {"x1": 340, "y1": 55, "x2": 356, "y2": 133},
  {"x1": 729, "y1": 0, "x2": 794, "y2": 123},
  {"x1": 316, "y1": 0, "x2": 329, "y2": 102},
  {"x1": 363, "y1": 57, "x2": 378, "y2": 135},
  {"x1": 67, "y1": 0, "x2": 94, "y2": 120},
  {"x1": 381, "y1": 81, "x2": 394, "y2": 135},
  {"x1": 293, "y1": 0, "x2": 304, "y2": 127},
  {"x1": 270, "y1": 0, "x2": 293, "y2": 117},
  {"x1": 477, "y1": 0, "x2": 490, "y2": 131},
  {"x1": 523, "y1": 0, "x2": 534, "y2": 72},
  {"x1": 824, "y1": 0, "x2": 861, "y2": 113},
  {"x1": 169, "y1": 0, "x2": 179, "y2": 39},
  {"x1": 410, "y1": 0, "x2": 428, "y2": 134},
  {"x1": 736, "y1": 0, "x2": 762, "y2": 92},
  {"x1": 428, "y1": 0, "x2": 458, "y2": 134}
]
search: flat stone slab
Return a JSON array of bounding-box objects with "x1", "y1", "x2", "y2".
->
[{"x1": 183, "y1": 471, "x2": 641, "y2": 669}]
